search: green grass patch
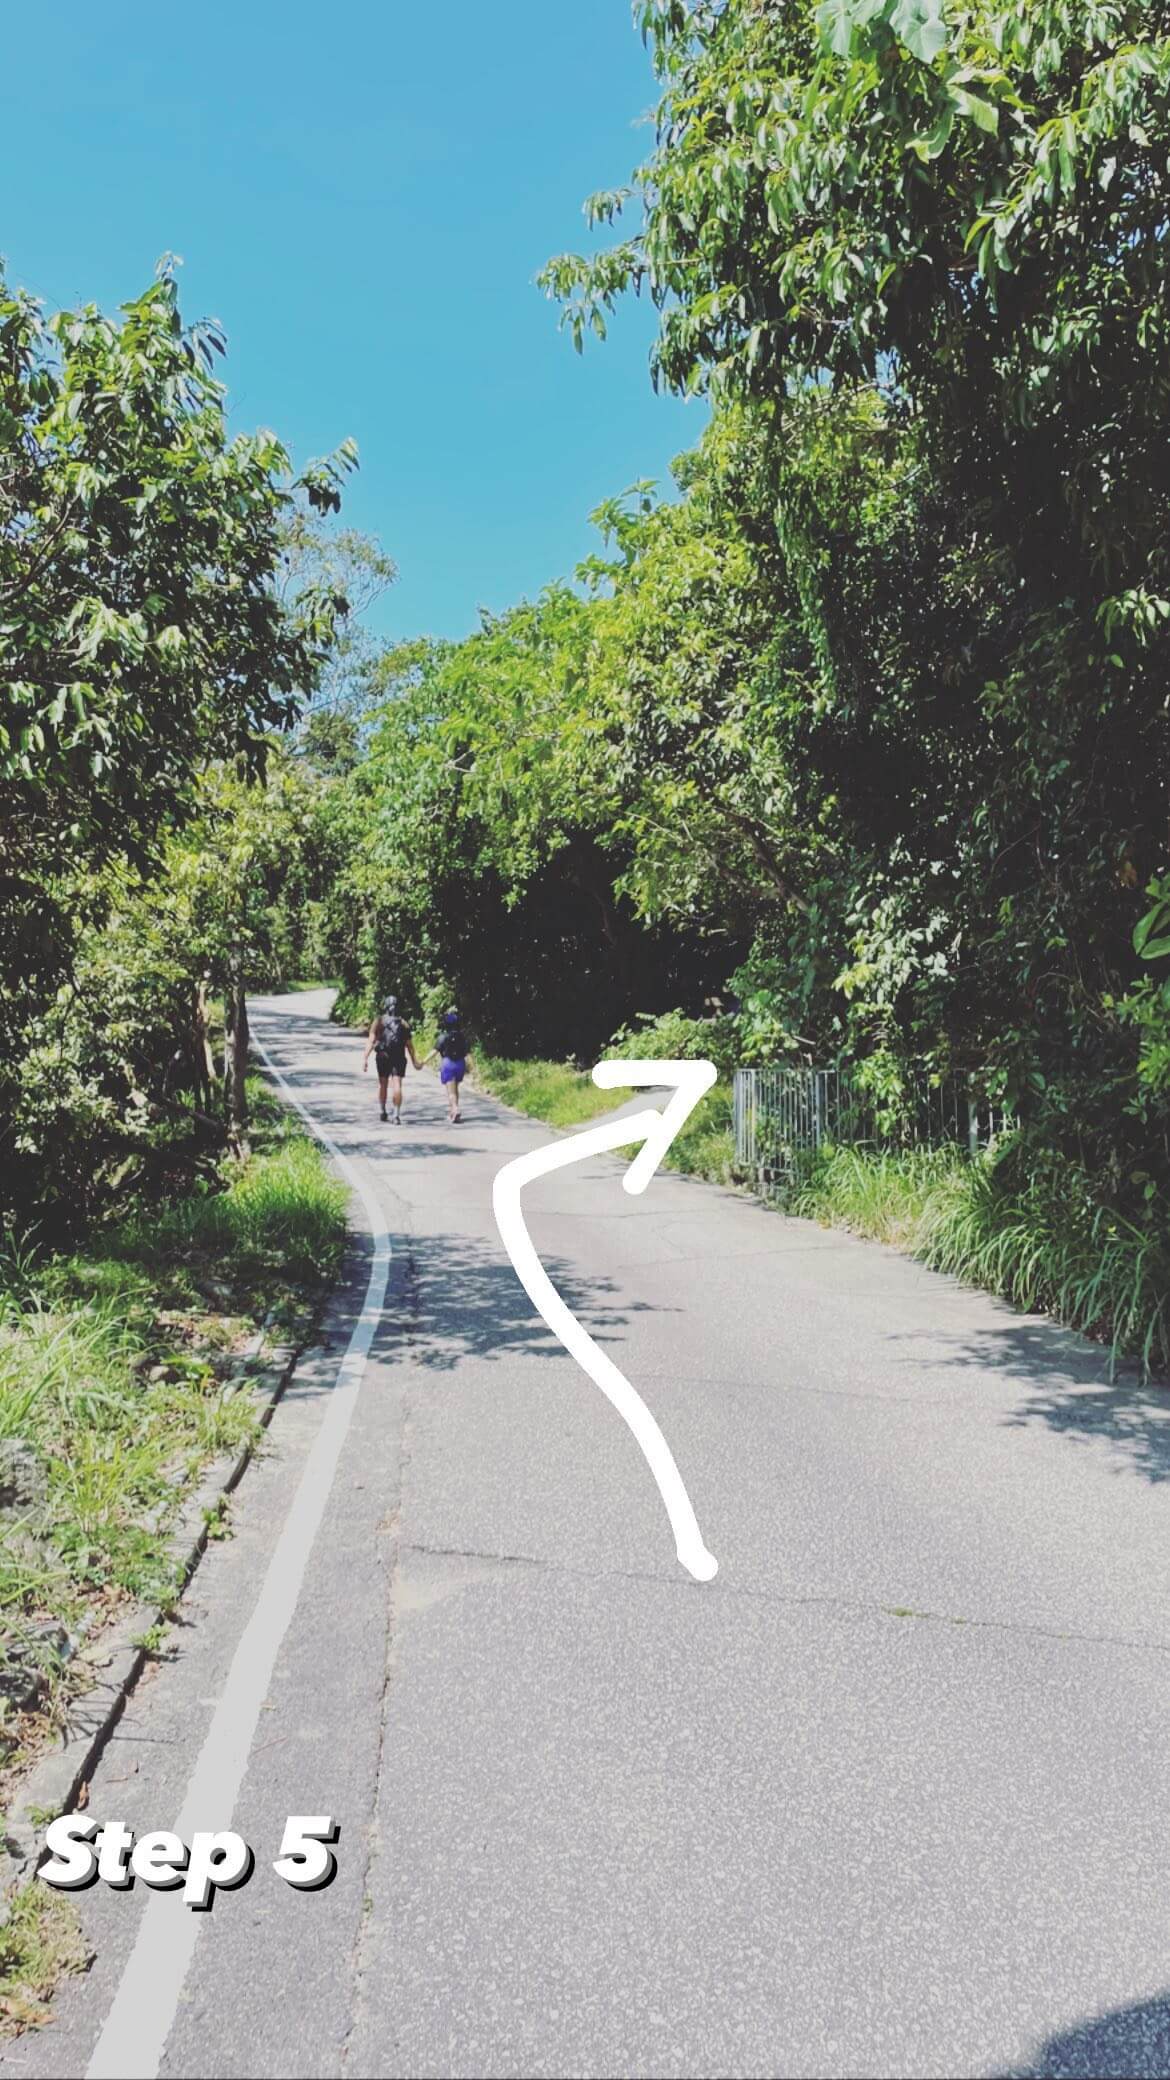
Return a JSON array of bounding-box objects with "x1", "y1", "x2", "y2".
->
[
  {"x1": 116, "y1": 1090, "x2": 346, "y2": 1293},
  {"x1": 0, "y1": 1882, "x2": 89, "y2": 2038},
  {"x1": 0, "y1": 1072, "x2": 346, "y2": 1777},
  {"x1": 472, "y1": 1056, "x2": 625, "y2": 1130},
  {"x1": 663, "y1": 1081, "x2": 736, "y2": 1184},
  {"x1": 472, "y1": 1055, "x2": 736, "y2": 1183},
  {"x1": 791, "y1": 1139, "x2": 1170, "y2": 1376}
]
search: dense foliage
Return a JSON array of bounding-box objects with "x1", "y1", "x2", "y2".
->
[
  {"x1": 2, "y1": 0, "x2": 1166, "y2": 1355},
  {"x1": 286, "y1": 0, "x2": 1168, "y2": 1362},
  {"x1": 534, "y1": 0, "x2": 1170, "y2": 1199},
  {"x1": 313, "y1": 625, "x2": 733, "y2": 1058},
  {"x1": 0, "y1": 260, "x2": 357, "y2": 1230}
]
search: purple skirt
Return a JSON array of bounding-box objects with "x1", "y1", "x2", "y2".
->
[{"x1": 439, "y1": 1058, "x2": 466, "y2": 1086}]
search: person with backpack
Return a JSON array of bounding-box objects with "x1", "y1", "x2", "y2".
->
[
  {"x1": 423, "y1": 1007, "x2": 472, "y2": 1122},
  {"x1": 362, "y1": 995, "x2": 421, "y2": 1124}
]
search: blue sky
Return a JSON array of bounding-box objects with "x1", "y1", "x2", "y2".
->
[{"x1": 3, "y1": 2, "x2": 704, "y2": 643}]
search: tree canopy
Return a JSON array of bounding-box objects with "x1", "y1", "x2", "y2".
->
[
  {"x1": 0, "y1": 258, "x2": 359, "y2": 1219},
  {"x1": 3, "y1": 7, "x2": 1167, "y2": 1304},
  {"x1": 529, "y1": 0, "x2": 1170, "y2": 1188}
]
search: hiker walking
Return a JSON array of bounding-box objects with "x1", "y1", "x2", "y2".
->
[
  {"x1": 424, "y1": 1007, "x2": 472, "y2": 1123},
  {"x1": 363, "y1": 995, "x2": 421, "y2": 1124}
]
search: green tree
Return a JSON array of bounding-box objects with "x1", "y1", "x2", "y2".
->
[
  {"x1": 0, "y1": 256, "x2": 357, "y2": 1213},
  {"x1": 0, "y1": 258, "x2": 354, "y2": 1030},
  {"x1": 543, "y1": 0, "x2": 1170, "y2": 1183},
  {"x1": 313, "y1": 610, "x2": 730, "y2": 1057},
  {"x1": 2, "y1": 752, "x2": 329, "y2": 1222}
]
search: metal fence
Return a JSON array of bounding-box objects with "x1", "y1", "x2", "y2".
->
[{"x1": 732, "y1": 1065, "x2": 1013, "y2": 1183}]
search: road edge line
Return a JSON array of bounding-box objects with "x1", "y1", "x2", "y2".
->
[{"x1": 84, "y1": 1020, "x2": 391, "y2": 2080}]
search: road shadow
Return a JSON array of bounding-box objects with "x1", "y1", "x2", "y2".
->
[
  {"x1": 1005, "y1": 1990, "x2": 1170, "y2": 2077},
  {"x1": 252, "y1": 1008, "x2": 347, "y2": 1041},
  {"x1": 247, "y1": 1013, "x2": 671, "y2": 1375},
  {"x1": 403, "y1": 1226, "x2": 656, "y2": 1373},
  {"x1": 294, "y1": 1222, "x2": 653, "y2": 1384},
  {"x1": 884, "y1": 1311, "x2": 1170, "y2": 1484},
  {"x1": 255, "y1": 1062, "x2": 467, "y2": 1144}
]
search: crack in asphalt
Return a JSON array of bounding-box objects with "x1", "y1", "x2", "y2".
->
[{"x1": 397, "y1": 1537, "x2": 1170, "y2": 1658}]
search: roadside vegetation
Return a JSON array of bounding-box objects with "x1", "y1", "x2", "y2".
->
[
  {"x1": 0, "y1": 1080, "x2": 345, "y2": 2035},
  {"x1": 0, "y1": 1080, "x2": 345, "y2": 1780},
  {"x1": 474, "y1": 1054, "x2": 737, "y2": 1183},
  {"x1": 0, "y1": 257, "x2": 367, "y2": 2026},
  {"x1": 792, "y1": 1142, "x2": 1170, "y2": 1378},
  {"x1": 0, "y1": 1882, "x2": 91, "y2": 2035},
  {"x1": 472, "y1": 1012, "x2": 738, "y2": 1183},
  {"x1": 0, "y1": 254, "x2": 358, "y2": 1786},
  {"x1": 473, "y1": 1058, "x2": 624, "y2": 1130}
]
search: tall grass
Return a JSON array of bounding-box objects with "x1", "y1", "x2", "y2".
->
[
  {"x1": 663, "y1": 1080, "x2": 736, "y2": 1183},
  {"x1": 472, "y1": 1054, "x2": 737, "y2": 1181},
  {"x1": 791, "y1": 1140, "x2": 1170, "y2": 1376},
  {"x1": 0, "y1": 1083, "x2": 346, "y2": 1714},
  {"x1": 473, "y1": 1056, "x2": 622, "y2": 1129},
  {"x1": 119, "y1": 1137, "x2": 346, "y2": 1290},
  {"x1": 788, "y1": 1145, "x2": 967, "y2": 1245},
  {"x1": 0, "y1": 1268, "x2": 256, "y2": 1715}
]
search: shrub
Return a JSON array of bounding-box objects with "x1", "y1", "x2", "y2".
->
[
  {"x1": 793, "y1": 1137, "x2": 1169, "y2": 1376},
  {"x1": 606, "y1": 1007, "x2": 740, "y2": 1078}
]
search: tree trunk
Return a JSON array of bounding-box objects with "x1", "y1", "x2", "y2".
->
[
  {"x1": 223, "y1": 952, "x2": 250, "y2": 1159},
  {"x1": 193, "y1": 974, "x2": 216, "y2": 1112}
]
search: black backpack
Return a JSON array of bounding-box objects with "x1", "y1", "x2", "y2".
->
[
  {"x1": 438, "y1": 1023, "x2": 466, "y2": 1060},
  {"x1": 379, "y1": 1011, "x2": 406, "y2": 1052}
]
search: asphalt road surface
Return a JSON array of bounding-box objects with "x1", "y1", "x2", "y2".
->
[{"x1": 7, "y1": 990, "x2": 1170, "y2": 2080}]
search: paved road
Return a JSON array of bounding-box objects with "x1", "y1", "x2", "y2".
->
[{"x1": 7, "y1": 991, "x2": 1170, "y2": 2079}]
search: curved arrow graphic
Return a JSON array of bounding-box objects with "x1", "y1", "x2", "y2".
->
[{"x1": 492, "y1": 1060, "x2": 718, "y2": 1583}]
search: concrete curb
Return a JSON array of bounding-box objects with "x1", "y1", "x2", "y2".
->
[{"x1": 0, "y1": 1313, "x2": 313, "y2": 1897}]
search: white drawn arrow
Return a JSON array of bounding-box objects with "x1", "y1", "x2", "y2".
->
[{"x1": 492, "y1": 1059, "x2": 719, "y2": 1583}]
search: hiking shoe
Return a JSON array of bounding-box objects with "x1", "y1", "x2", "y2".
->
[{"x1": 380, "y1": 1108, "x2": 388, "y2": 1122}]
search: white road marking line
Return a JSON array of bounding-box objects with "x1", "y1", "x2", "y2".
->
[
  {"x1": 492, "y1": 1059, "x2": 718, "y2": 1583},
  {"x1": 87, "y1": 1023, "x2": 390, "y2": 2080}
]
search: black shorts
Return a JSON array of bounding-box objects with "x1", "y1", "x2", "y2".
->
[{"x1": 375, "y1": 1050, "x2": 406, "y2": 1079}]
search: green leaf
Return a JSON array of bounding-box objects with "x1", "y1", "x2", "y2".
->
[
  {"x1": 890, "y1": 0, "x2": 949, "y2": 65},
  {"x1": 911, "y1": 105, "x2": 954, "y2": 159},
  {"x1": 816, "y1": 0, "x2": 858, "y2": 56},
  {"x1": 816, "y1": 0, "x2": 887, "y2": 57},
  {"x1": 950, "y1": 86, "x2": 999, "y2": 133}
]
